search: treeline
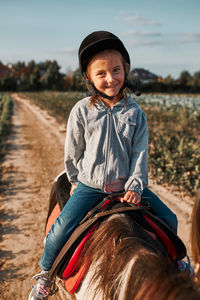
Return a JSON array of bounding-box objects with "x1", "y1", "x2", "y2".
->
[
  {"x1": 139, "y1": 72, "x2": 200, "y2": 94},
  {"x1": 129, "y1": 70, "x2": 200, "y2": 94},
  {"x1": 0, "y1": 60, "x2": 200, "y2": 93}
]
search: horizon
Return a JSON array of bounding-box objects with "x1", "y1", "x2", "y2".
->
[
  {"x1": 0, "y1": 59, "x2": 184, "y2": 80},
  {"x1": 1, "y1": 0, "x2": 200, "y2": 79}
]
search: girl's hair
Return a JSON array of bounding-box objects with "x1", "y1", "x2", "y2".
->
[{"x1": 191, "y1": 191, "x2": 200, "y2": 279}]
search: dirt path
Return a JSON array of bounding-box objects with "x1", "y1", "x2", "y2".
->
[{"x1": 0, "y1": 94, "x2": 194, "y2": 300}]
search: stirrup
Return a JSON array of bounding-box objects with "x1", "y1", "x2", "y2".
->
[
  {"x1": 30, "y1": 271, "x2": 58, "y2": 296},
  {"x1": 178, "y1": 255, "x2": 195, "y2": 279}
]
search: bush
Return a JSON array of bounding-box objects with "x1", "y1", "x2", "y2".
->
[{"x1": 0, "y1": 94, "x2": 13, "y2": 159}]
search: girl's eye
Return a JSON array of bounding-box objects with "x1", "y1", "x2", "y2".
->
[
  {"x1": 96, "y1": 72, "x2": 105, "y2": 77},
  {"x1": 113, "y1": 67, "x2": 121, "y2": 73}
]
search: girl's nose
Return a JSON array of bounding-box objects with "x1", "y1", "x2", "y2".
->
[{"x1": 106, "y1": 72, "x2": 114, "y2": 83}]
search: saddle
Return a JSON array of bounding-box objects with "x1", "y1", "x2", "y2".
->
[{"x1": 45, "y1": 172, "x2": 187, "y2": 294}]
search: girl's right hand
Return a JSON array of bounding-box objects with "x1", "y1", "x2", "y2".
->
[
  {"x1": 70, "y1": 184, "x2": 77, "y2": 196},
  {"x1": 120, "y1": 190, "x2": 141, "y2": 204}
]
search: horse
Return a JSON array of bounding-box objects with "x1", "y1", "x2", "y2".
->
[
  {"x1": 191, "y1": 191, "x2": 200, "y2": 280},
  {"x1": 45, "y1": 173, "x2": 200, "y2": 300}
]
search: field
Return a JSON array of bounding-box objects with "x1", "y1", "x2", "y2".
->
[
  {"x1": 0, "y1": 93, "x2": 13, "y2": 161},
  {"x1": 20, "y1": 91, "x2": 200, "y2": 197},
  {"x1": 140, "y1": 94, "x2": 200, "y2": 196}
]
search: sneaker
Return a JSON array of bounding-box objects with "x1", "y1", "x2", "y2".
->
[
  {"x1": 28, "y1": 272, "x2": 56, "y2": 300},
  {"x1": 177, "y1": 256, "x2": 195, "y2": 279}
]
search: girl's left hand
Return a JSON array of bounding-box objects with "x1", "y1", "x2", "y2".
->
[{"x1": 120, "y1": 190, "x2": 141, "y2": 204}]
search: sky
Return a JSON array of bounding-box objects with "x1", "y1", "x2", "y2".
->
[{"x1": 0, "y1": 0, "x2": 200, "y2": 78}]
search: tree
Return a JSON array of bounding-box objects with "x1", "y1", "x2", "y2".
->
[
  {"x1": 40, "y1": 60, "x2": 61, "y2": 90},
  {"x1": 62, "y1": 69, "x2": 74, "y2": 90},
  {"x1": 12, "y1": 61, "x2": 26, "y2": 71},
  {"x1": 192, "y1": 71, "x2": 200, "y2": 86},
  {"x1": 18, "y1": 72, "x2": 30, "y2": 91},
  {"x1": 0, "y1": 74, "x2": 17, "y2": 91},
  {"x1": 178, "y1": 70, "x2": 191, "y2": 86},
  {"x1": 29, "y1": 73, "x2": 40, "y2": 90},
  {"x1": 163, "y1": 75, "x2": 174, "y2": 85},
  {"x1": 72, "y1": 68, "x2": 85, "y2": 91}
]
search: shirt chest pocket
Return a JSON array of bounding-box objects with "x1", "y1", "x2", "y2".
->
[{"x1": 117, "y1": 115, "x2": 137, "y2": 138}]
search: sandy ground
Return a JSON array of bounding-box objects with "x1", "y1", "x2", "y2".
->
[{"x1": 0, "y1": 94, "x2": 194, "y2": 300}]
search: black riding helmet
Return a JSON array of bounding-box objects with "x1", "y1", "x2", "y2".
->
[
  {"x1": 79, "y1": 31, "x2": 130, "y2": 75},
  {"x1": 78, "y1": 31, "x2": 141, "y2": 98}
]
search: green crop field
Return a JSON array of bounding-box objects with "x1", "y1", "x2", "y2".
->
[
  {"x1": 21, "y1": 91, "x2": 200, "y2": 197},
  {"x1": 0, "y1": 93, "x2": 13, "y2": 161}
]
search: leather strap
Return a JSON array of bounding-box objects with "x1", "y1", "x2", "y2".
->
[{"x1": 48, "y1": 205, "x2": 144, "y2": 280}]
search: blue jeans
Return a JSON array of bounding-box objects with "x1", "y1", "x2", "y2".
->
[
  {"x1": 40, "y1": 182, "x2": 177, "y2": 271},
  {"x1": 141, "y1": 188, "x2": 177, "y2": 233}
]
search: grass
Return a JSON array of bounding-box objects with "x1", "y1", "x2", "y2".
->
[{"x1": 0, "y1": 93, "x2": 13, "y2": 161}]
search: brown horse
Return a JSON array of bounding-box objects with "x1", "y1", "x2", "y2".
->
[
  {"x1": 191, "y1": 191, "x2": 200, "y2": 281},
  {"x1": 46, "y1": 174, "x2": 200, "y2": 300}
]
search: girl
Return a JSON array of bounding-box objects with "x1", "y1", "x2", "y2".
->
[{"x1": 29, "y1": 31, "x2": 178, "y2": 299}]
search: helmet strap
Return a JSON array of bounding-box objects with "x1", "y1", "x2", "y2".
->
[{"x1": 85, "y1": 76, "x2": 115, "y2": 100}]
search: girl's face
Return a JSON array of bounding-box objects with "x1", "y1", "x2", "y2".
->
[{"x1": 87, "y1": 50, "x2": 127, "y2": 105}]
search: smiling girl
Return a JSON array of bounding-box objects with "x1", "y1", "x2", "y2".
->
[{"x1": 29, "y1": 31, "x2": 178, "y2": 299}]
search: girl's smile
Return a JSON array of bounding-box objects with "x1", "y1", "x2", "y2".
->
[{"x1": 87, "y1": 50, "x2": 126, "y2": 107}]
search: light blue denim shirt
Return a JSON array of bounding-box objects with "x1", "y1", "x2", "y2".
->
[{"x1": 64, "y1": 95, "x2": 148, "y2": 195}]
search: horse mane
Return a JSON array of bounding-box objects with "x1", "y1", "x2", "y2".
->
[
  {"x1": 133, "y1": 259, "x2": 200, "y2": 300},
  {"x1": 191, "y1": 191, "x2": 200, "y2": 280},
  {"x1": 77, "y1": 213, "x2": 200, "y2": 300},
  {"x1": 78, "y1": 213, "x2": 148, "y2": 299}
]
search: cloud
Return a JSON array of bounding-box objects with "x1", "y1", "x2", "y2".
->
[
  {"x1": 122, "y1": 30, "x2": 162, "y2": 38},
  {"x1": 121, "y1": 30, "x2": 163, "y2": 47},
  {"x1": 115, "y1": 13, "x2": 162, "y2": 26},
  {"x1": 177, "y1": 32, "x2": 200, "y2": 44},
  {"x1": 121, "y1": 30, "x2": 200, "y2": 48},
  {"x1": 52, "y1": 47, "x2": 77, "y2": 55},
  {"x1": 130, "y1": 39, "x2": 163, "y2": 47},
  {"x1": 115, "y1": 10, "x2": 127, "y2": 20}
]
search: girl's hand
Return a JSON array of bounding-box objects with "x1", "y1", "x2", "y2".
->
[
  {"x1": 120, "y1": 190, "x2": 141, "y2": 204},
  {"x1": 70, "y1": 184, "x2": 77, "y2": 196}
]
